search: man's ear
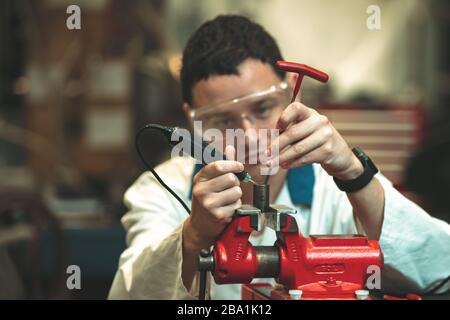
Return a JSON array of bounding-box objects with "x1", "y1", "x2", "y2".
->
[
  {"x1": 183, "y1": 103, "x2": 194, "y2": 129},
  {"x1": 182, "y1": 103, "x2": 190, "y2": 117}
]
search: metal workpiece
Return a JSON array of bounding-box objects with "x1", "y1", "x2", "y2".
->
[
  {"x1": 252, "y1": 183, "x2": 270, "y2": 212},
  {"x1": 254, "y1": 246, "x2": 280, "y2": 278}
]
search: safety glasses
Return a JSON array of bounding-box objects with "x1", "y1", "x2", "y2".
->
[{"x1": 188, "y1": 82, "x2": 290, "y2": 132}]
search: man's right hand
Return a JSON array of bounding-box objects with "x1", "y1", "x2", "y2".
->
[
  {"x1": 185, "y1": 158, "x2": 244, "y2": 251},
  {"x1": 181, "y1": 146, "x2": 244, "y2": 290}
]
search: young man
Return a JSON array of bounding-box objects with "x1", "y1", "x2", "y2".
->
[{"x1": 109, "y1": 15, "x2": 450, "y2": 299}]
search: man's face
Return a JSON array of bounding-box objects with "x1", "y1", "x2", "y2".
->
[{"x1": 187, "y1": 59, "x2": 288, "y2": 171}]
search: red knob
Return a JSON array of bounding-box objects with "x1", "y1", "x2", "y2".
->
[{"x1": 276, "y1": 61, "x2": 329, "y2": 102}]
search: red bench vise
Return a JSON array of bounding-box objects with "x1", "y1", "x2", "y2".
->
[{"x1": 198, "y1": 184, "x2": 383, "y2": 300}]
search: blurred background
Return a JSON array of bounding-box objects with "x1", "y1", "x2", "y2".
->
[{"x1": 0, "y1": 0, "x2": 449, "y2": 299}]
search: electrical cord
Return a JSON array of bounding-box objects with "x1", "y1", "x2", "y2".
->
[
  {"x1": 135, "y1": 124, "x2": 191, "y2": 214},
  {"x1": 424, "y1": 274, "x2": 450, "y2": 296},
  {"x1": 135, "y1": 124, "x2": 210, "y2": 300},
  {"x1": 370, "y1": 274, "x2": 450, "y2": 299}
]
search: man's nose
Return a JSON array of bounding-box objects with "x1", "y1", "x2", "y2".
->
[
  {"x1": 240, "y1": 116, "x2": 258, "y2": 145},
  {"x1": 240, "y1": 114, "x2": 256, "y2": 131}
]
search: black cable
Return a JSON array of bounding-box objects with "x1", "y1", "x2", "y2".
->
[
  {"x1": 135, "y1": 124, "x2": 191, "y2": 214},
  {"x1": 199, "y1": 270, "x2": 207, "y2": 300},
  {"x1": 135, "y1": 124, "x2": 209, "y2": 300},
  {"x1": 424, "y1": 274, "x2": 450, "y2": 295},
  {"x1": 370, "y1": 274, "x2": 450, "y2": 299}
]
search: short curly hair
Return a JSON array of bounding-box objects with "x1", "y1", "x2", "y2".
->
[{"x1": 180, "y1": 15, "x2": 285, "y2": 104}]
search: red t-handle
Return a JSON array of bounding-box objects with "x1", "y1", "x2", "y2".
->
[{"x1": 276, "y1": 61, "x2": 329, "y2": 102}]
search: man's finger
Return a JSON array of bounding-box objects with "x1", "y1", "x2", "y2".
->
[
  {"x1": 213, "y1": 186, "x2": 243, "y2": 208},
  {"x1": 200, "y1": 172, "x2": 240, "y2": 193},
  {"x1": 271, "y1": 115, "x2": 322, "y2": 152},
  {"x1": 195, "y1": 160, "x2": 244, "y2": 182},
  {"x1": 276, "y1": 102, "x2": 315, "y2": 131},
  {"x1": 278, "y1": 130, "x2": 326, "y2": 166},
  {"x1": 213, "y1": 200, "x2": 242, "y2": 224},
  {"x1": 282, "y1": 143, "x2": 331, "y2": 169}
]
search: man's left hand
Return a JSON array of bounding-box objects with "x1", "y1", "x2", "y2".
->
[{"x1": 268, "y1": 102, "x2": 364, "y2": 180}]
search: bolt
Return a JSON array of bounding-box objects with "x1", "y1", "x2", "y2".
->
[
  {"x1": 355, "y1": 290, "x2": 370, "y2": 300},
  {"x1": 198, "y1": 249, "x2": 214, "y2": 271},
  {"x1": 289, "y1": 289, "x2": 303, "y2": 300}
]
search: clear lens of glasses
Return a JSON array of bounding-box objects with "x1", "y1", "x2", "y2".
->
[{"x1": 188, "y1": 82, "x2": 290, "y2": 132}]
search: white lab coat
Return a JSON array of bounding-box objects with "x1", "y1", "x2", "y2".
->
[{"x1": 108, "y1": 156, "x2": 450, "y2": 299}]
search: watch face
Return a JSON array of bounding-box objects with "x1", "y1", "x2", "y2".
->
[
  {"x1": 368, "y1": 157, "x2": 379, "y2": 174},
  {"x1": 353, "y1": 147, "x2": 365, "y2": 159},
  {"x1": 353, "y1": 147, "x2": 378, "y2": 174}
]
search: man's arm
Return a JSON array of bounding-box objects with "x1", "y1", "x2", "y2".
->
[
  {"x1": 332, "y1": 151, "x2": 386, "y2": 240},
  {"x1": 109, "y1": 162, "x2": 201, "y2": 299},
  {"x1": 182, "y1": 157, "x2": 244, "y2": 291},
  {"x1": 375, "y1": 173, "x2": 450, "y2": 293},
  {"x1": 269, "y1": 102, "x2": 450, "y2": 292}
]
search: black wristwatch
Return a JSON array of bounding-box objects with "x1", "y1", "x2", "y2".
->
[{"x1": 333, "y1": 147, "x2": 378, "y2": 193}]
